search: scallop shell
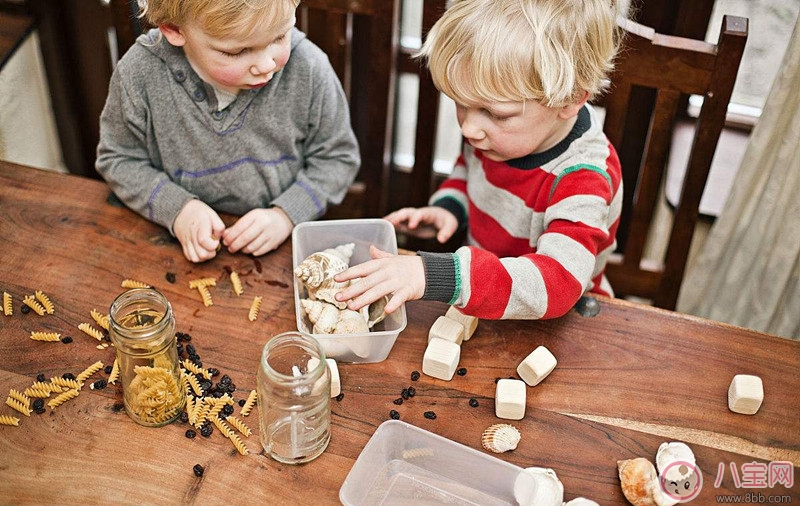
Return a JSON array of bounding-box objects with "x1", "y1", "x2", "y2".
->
[
  {"x1": 334, "y1": 309, "x2": 369, "y2": 334},
  {"x1": 301, "y1": 299, "x2": 340, "y2": 334},
  {"x1": 656, "y1": 442, "x2": 696, "y2": 482},
  {"x1": 294, "y1": 243, "x2": 355, "y2": 288},
  {"x1": 481, "y1": 423, "x2": 521, "y2": 453},
  {"x1": 513, "y1": 467, "x2": 564, "y2": 506},
  {"x1": 617, "y1": 458, "x2": 678, "y2": 506}
]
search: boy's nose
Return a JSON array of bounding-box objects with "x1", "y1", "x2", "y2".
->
[
  {"x1": 250, "y1": 52, "x2": 277, "y2": 76},
  {"x1": 460, "y1": 118, "x2": 485, "y2": 141}
]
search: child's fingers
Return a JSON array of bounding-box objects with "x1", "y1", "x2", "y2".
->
[
  {"x1": 437, "y1": 221, "x2": 458, "y2": 243},
  {"x1": 369, "y1": 245, "x2": 393, "y2": 260}
]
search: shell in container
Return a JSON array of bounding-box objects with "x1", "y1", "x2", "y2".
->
[{"x1": 481, "y1": 423, "x2": 521, "y2": 453}]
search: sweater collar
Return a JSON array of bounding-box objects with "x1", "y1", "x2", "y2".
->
[{"x1": 505, "y1": 105, "x2": 591, "y2": 169}]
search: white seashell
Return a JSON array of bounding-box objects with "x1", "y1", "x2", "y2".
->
[
  {"x1": 564, "y1": 498, "x2": 600, "y2": 505},
  {"x1": 311, "y1": 285, "x2": 349, "y2": 310},
  {"x1": 617, "y1": 458, "x2": 678, "y2": 506},
  {"x1": 301, "y1": 299, "x2": 340, "y2": 334},
  {"x1": 656, "y1": 442, "x2": 696, "y2": 482},
  {"x1": 481, "y1": 423, "x2": 521, "y2": 454},
  {"x1": 366, "y1": 295, "x2": 390, "y2": 328},
  {"x1": 513, "y1": 467, "x2": 564, "y2": 506},
  {"x1": 294, "y1": 243, "x2": 355, "y2": 288},
  {"x1": 334, "y1": 309, "x2": 369, "y2": 334}
]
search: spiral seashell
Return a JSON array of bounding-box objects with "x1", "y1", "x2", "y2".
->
[
  {"x1": 617, "y1": 458, "x2": 678, "y2": 506},
  {"x1": 481, "y1": 423, "x2": 521, "y2": 453},
  {"x1": 513, "y1": 467, "x2": 564, "y2": 506},
  {"x1": 294, "y1": 243, "x2": 355, "y2": 288},
  {"x1": 656, "y1": 442, "x2": 696, "y2": 482},
  {"x1": 334, "y1": 309, "x2": 369, "y2": 334},
  {"x1": 301, "y1": 299, "x2": 340, "y2": 334}
]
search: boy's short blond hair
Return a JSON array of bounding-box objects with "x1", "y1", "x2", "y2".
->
[
  {"x1": 418, "y1": 0, "x2": 620, "y2": 108},
  {"x1": 137, "y1": 0, "x2": 300, "y2": 38}
]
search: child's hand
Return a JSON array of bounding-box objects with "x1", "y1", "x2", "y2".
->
[
  {"x1": 334, "y1": 245, "x2": 425, "y2": 314},
  {"x1": 384, "y1": 206, "x2": 458, "y2": 243},
  {"x1": 222, "y1": 207, "x2": 294, "y2": 256},
  {"x1": 173, "y1": 200, "x2": 226, "y2": 263}
]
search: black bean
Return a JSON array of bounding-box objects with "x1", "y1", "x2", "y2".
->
[
  {"x1": 200, "y1": 380, "x2": 213, "y2": 392},
  {"x1": 182, "y1": 333, "x2": 192, "y2": 342},
  {"x1": 176, "y1": 344, "x2": 184, "y2": 356},
  {"x1": 180, "y1": 411, "x2": 189, "y2": 423},
  {"x1": 165, "y1": 272, "x2": 176, "y2": 284},
  {"x1": 222, "y1": 405, "x2": 234, "y2": 416},
  {"x1": 393, "y1": 398, "x2": 403, "y2": 405},
  {"x1": 401, "y1": 389, "x2": 409, "y2": 400},
  {"x1": 410, "y1": 371, "x2": 420, "y2": 381},
  {"x1": 175, "y1": 331, "x2": 185, "y2": 341},
  {"x1": 227, "y1": 383, "x2": 236, "y2": 394},
  {"x1": 238, "y1": 399, "x2": 246, "y2": 407},
  {"x1": 62, "y1": 373, "x2": 76, "y2": 380},
  {"x1": 335, "y1": 392, "x2": 345, "y2": 401},
  {"x1": 456, "y1": 367, "x2": 467, "y2": 376},
  {"x1": 211, "y1": 391, "x2": 224, "y2": 398},
  {"x1": 20, "y1": 305, "x2": 30, "y2": 314},
  {"x1": 186, "y1": 344, "x2": 196, "y2": 356},
  {"x1": 61, "y1": 336, "x2": 73, "y2": 344},
  {"x1": 104, "y1": 365, "x2": 113, "y2": 374},
  {"x1": 36, "y1": 373, "x2": 46, "y2": 383},
  {"x1": 389, "y1": 410, "x2": 400, "y2": 420},
  {"x1": 423, "y1": 411, "x2": 437, "y2": 420},
  {"x1": 199, "y1": 423, "x2": 213, "y2": 437},
  {"x1": 407, "y1": 387, "x2": 416, "y2": 397},
  {"x1": 189, "y1": 357, "x2": 202, "y2": 368},
  {"x1": 469, "y1": 398, "x2": 479, "y2": 408},
  {"x1": 193, "y1": 464, "x2": 204, "y2": 477},
  {"x1": 34, "y1": 407, "x2": 46, "y2": 415},
  {"x1": 33, "y1": 399, "x2": 44, "y2": 410},
  {"x1": 103, "y1": 331, "x2": 111, "y2": 342},
  {"x1": 207, "y1": 367, "x2": 220, "y2": 377},
  {"x1": 92, "y1": 379, "x2": 107, "y2": 390},
  {"x1": 185, "y1": 429, "x2": 196, "y2": 439},
  {"x1": 220, "y1": 375, "x2": 231, "y2": 385}
]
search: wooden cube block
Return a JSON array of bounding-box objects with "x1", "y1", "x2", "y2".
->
[
  {"x1": 445, "y1": 306, "x2": 479, "y2": 340},
  {"x1": 516, "y1": 346, "x2": 557, "y2": 386},
  {"x1": 422, "y1": 338, "x2": 461, "y2": 381},
  {"x1": 728, "y1": 374, "x2": 763, "y2": 415},
  {"x1": 428, "y1": 316, "x2": 465, "y2": 345},
  {"x1": 495, "y1": 379, "x2": 527, "y2": 420}
]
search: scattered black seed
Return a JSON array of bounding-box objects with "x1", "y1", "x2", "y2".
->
[
  {"x1": 401, "y1": 388, "x2": 409, "y2": 400},
  {"x1": 33, "y1": 399, "x2": 44, "y2": 410},
  {"x1": 469, "y1": 398, "x2": 479, "y2": 408},
  {"x1": 207, "y1": 367, "x2": 220, "y2": 377},
  {"x1": 423, "y1": 411, "x2": 437, "y2": 420},
  {"x1": 199, "y1": 423, "x2": 213, "y2": 438},
  {"x1": 393, "y1": 398, "x2": 403, "y2": 405},
  {"x1": 165, "y1": 272, "x2": 176, "y2": 284},
  {"x1": 175, "y1": 331, "x2": 186, "y2": 341},
  {"x1": 183, "y1": 333, "x2": 192, "y2": 342},
  {"x1": 185, "y1": 429, "x2": 197, "y2": 439},
  {"x1": 92, "y1": 379, "x2": 107, "y2": 390},
  {"x1": 389, "y1": 410, "x2": 400, "y2": 420},
  {"x1": 407, "y1": 386, "x2": 416, "y2": 397},
  {"x1": 227, "y1": 383, "x2": 236, "y2": 393},
  {"x1": 410, "y1": 371, "x2": 420, "y2": 381},
  {"x1": 189, "y1": 357, "x2": 202, "y2": 368},
  {"x1": 335, "y1": 392, "x2": 345, "y2": 401},
  {"x1": 180, "y1": 411, "x2": 189, "y2": 423},
  {"x1": 36, "y1": 374, "x2": 46, "y2": 383},
  {"x1": 34, "y1": 407, "x2": 46, "y2": 415},
  {"x1": 211, "y1": 391, "x2": 225, "y2": 399},
  {"x1": 104, "y1": 365, "x2": 113, "y2": 374},
  {"x1": 62, "y1": 373, "x2": 76, "y2": 380},
  {"x1": 112, "y1": 402, "x2": 124, "y2": 412},
  {"x1": 220, "y1": 374, "x2": 231, "y2": 385},
  {"x1": 238, "y1": 399, "x2": 246, "y2": 407},
  {"x1": 222, "y1": 404, "x2": 234, "y2": 416},
  {"x1": 186, "y1": 344, "x2": 197, "y2": 356},
  {"x1": 200, "y1": 380, "x2": 213, "y2": 392},
  {"x1": 61, "y1": 336, "x2": 73, "y2": 344},
  {"x1": 177, "y1": 344, "x2": 184, "y2": 356},
  {"x1": 20, "y1": 305, "x2": 30, "y2": 314},
  {"x1": 193, "y1": 464, "x2": 204, "y2": 477},
  {"x1": 456, "y1": 367, "x2": 467, "y2": 376}
]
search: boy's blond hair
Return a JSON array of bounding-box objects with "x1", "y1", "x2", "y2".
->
[
  {"x1": 418, "y1": 0, "x2": 620, "y2": 108},
  {"x1": 137, "y1": 0, "x2": 300, "y2": 38}
]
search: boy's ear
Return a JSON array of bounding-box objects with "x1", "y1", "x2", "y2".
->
[
  {"x1": 159, "y1": 23, "x2": 187, "y2": 47},
  {"x1": 558, "y1": 90, "x2": 590, "y2": 120}
]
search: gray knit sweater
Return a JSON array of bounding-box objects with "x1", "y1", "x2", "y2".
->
[{"x1": 96, "y1": 28, "x2": 360, "y2": 233}]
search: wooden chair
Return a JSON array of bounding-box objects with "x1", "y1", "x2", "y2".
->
[{"x1": 601, "y1": 15, "x2": 748, "y2": 310}]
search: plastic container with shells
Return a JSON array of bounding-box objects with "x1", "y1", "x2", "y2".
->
[
  {"x1": 340, "y1": 420, "x2": 536, "y2": 506},
  {"x1": 292, "y1": 219, "x2": 407, "y2": 363}
]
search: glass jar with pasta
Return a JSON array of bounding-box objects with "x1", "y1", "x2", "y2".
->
[{"x1": 109, "y1": 288, "x2": 185, "y2": 427}]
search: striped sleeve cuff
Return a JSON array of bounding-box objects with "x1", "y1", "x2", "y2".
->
[{"x1": 418, "y1": 251, "x2": 460, "y2": 304}]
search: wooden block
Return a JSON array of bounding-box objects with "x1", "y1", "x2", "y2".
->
[
  {"x1": 326, "y1": 358, "x2": 341, "y2": 398},
  {"x1": 728, "y1": 374, "x2": 763, "y2": 415},
  {"x1": 422, "y1": 338, "x2": 461, "y2": 381},
  {"x1": 445, "y1": 306, "x2": 478, "y2": 340},
  {"x1": 516, "y1": 346, "x2": 557, "y2": 386},
  {"x1": 428, "y1": 316, "x2": 464, "y2": 345},
  {"x1": 495, "y1": 379, "x2": 526, "y2": 420}
]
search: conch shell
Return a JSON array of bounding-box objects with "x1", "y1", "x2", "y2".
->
[
  {"x1": 656, "y1": 442, "x2": 696, "y2": 482},
  {"x1": 366, "y1": 295, "x2": 389, "y2": 328},
  {"x1": 481, "y1": 423, "x2": 521, "y2": 453},
  {"x1": 294, "y1": 243, "x2": 354, "y2": 288},
  {"x1": 617, "y1": 458, "x2": 678, "y2": 506},
  {"x1": 301, "y1": 299, "x2": 340, "y2": 334},
  {"x1": 334, "y1": 309, "x2": 369, "y2": 334},
  {"x1": 513, "y1": 467, "x2": 564, "y2": 506}
]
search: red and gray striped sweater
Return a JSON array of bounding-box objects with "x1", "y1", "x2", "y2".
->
[{"x1": 419, "y1": 105, "x2": 622, "y2": 320}]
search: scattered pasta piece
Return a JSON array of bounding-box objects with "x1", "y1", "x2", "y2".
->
[
  {"x1": 182, "y1": 359, "x2": 211, "y2": 380},
  {"x1": 240, "y1": 390, "x2": 257, "y2": 416},
  {"x1": 248, "y1": 296, "x2": 263, "y2": 322},
  {"x1": 34, "y1": 290, "x2": 55, "y2": 314},
  {"x1": 5, "y1": 396, "x2": 31, "y2": 416},
  {"x1": 78, "y1": 322, "x2": 104, "y2": 341},
  {"x1": 24, "y1": 382, "x2": 55, "y2": 398},
  {"x1": 50, "y1": 377, "x2": 81, "y2": 390},
  {"x1": 8, "y1": 389, "x2": 31, "y2": 410},
  {"x1": 22, "y1": 295, "x2": 46, "y2": 316},
  {"x1": 76, "y1": 361, "x2": 104, "y2": 384},
  {"x1": 230, "y1": 271, "x2": 244, "y2": 296},
  {"x1": 30, "y1": 331, "x2": 61, "y2": 342},
  {"x1": 108, "y1": 359, "x2": 120, "y2": 384},
  {"x1": 2, "y1": 292, "x2": 11, "y2": 316},
  {"x1": 225, "y1": 415, "x2": 252, "y2": 437},
  {"x1": 182, "y1": 371, "x2": 203, "y2": 397},
  {"x1": 197, "y1": 285, "x2": 213, "y2": 307},
  {"x1": 188, "y1": 278, "x2": 216, "y2": 289},
  {"x1": 121, "y1": 279, "x2": 150, "y2": 289},
  {"x1": 0, "y1": 415, "x2": 20, "y2": 426},
  {"x1": 229, "y1": 432, "x2": 250, "y2": 455},
  {"x1": 47, "y1": 389, "x2": 80, "y2": 409},
  {"x1": 90, "y1": 309, "x2": 110, "y2": 330}
]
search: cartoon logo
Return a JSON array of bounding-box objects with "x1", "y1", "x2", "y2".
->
[{"x1": 660, "y1": 460, "x2": 703, "y2": 502}]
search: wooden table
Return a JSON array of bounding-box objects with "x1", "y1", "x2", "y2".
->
[{"x1": 1, "y1": 161, "x2": 798, "y2": 505}]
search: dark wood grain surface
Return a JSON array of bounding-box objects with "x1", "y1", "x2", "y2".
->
[{"x1": 1, "y1": 161, "x2": 797, "y2": 505}]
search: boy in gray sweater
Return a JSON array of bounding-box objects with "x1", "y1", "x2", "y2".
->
[{"x1": 96, "y1": 0, "x2": 360, "y2": 262}]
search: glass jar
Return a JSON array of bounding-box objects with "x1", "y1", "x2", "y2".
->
[
  {"x1": 257, "y1": 331, "x2": 331, "y2": 464},
  {"x1": 109, "y1": 288, "x2": 185, "y2": 427}
]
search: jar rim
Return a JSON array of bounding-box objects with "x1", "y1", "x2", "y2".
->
[
  {"x1": 109, "y1": 287, "x2": 174, "y2": 345},
  {"x1": 261, "y1": 331, "x2": 326, "y2": 381}
]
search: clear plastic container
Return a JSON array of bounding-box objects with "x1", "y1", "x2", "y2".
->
[
  {"x1": 292, "y1": 219, "x2": 407, "y2": 363},
  {"x1": 340, "y1": 420, "x2": 536, "y2": 506}
]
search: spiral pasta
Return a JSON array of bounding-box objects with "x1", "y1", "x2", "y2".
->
[
  {"x1": 230, "y1": 271, "x2": 243, "y2": 296},
  {"x1": 127, "y1": 365, "x2": 183, "y2": 425},
  {"x1": 76, "y1": 361, "x2": 104, "y2": 384},
  {"x1": 197, "y1": 285, "x2": 213, "y2": 307},
  {"x1": 2, "y1": 292, "x2": 11, "y2": 316},
  {"x1": 78, "y1": 322, "x2": 104, "y2": 341},
  {"x1": 0, "y1": 415, "x2": 20, "y2": 426},
  {"x1": 30, "y1": 331, "x2": 61, "y2": 342},
  {"x1": 108, "y1": 359, "x2": 120, "y2": 384},
  {"x1": 34, "y1": 290, "x2": 55, "y2": 314},
  {"x1": 90, "y1": 309, "x2": 110, "y2": 330},
  {"x1": 24, "y1": 383, "x2": 55, "y2": 398},
  {"x1": 47, "y1": 388, "x2": 80, "y2": 409},
  {"x1": 121, "y1": 279, "x2": 150, "y2": 289},
  {"x1": 50, "y1": 377, "x2": 81, "y2": 390},
  {"x1": 182, "y1": 359, "x2": 211, "y2": 379},
  {"x1": 248, "y1": 296, "x2": 262, "y2": 322},
  {"x1": 188, "y1": 277, "x2": 216, "y2": 289},
  {"x1": 225, "y1": 415, "x2": 252, "y2": 437},
  {"x1": 8, "y1": 389, "x2": 31, "y2": 410},
  {"x1": 22, "y1": 295, "x2": 46, "y2": 316},
  {"x1": 240, "y1": 390, "x2": 257, "y2": 416}
]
